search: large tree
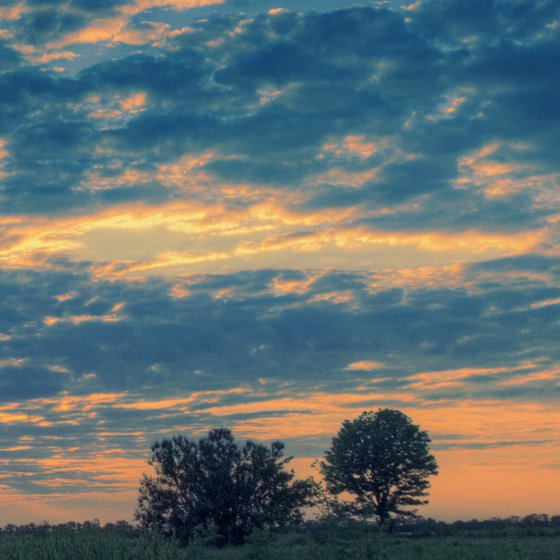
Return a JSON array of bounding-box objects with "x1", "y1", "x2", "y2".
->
[
  {"x1": 136, "y1": 428, "x2": 317, "y2": 544},
  {"x1": 319, "y1": 409, "x2": 438, "y2": 525}
]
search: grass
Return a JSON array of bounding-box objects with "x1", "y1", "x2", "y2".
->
[{"x1": 1, "y1": 526, "x2": 560, "y2": 559}]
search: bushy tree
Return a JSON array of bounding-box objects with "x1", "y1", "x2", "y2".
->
[
  {"x1": 320, "y1": 409, "x2": 438, "y2": 525},
  {"x1": 136, "y1": 428, "x2": 317, "y2": 544}
]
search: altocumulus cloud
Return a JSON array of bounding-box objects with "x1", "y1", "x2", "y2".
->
[
  {"x1": 0, "y1": 0, "x2": 559, "y2": 518},
  {"x1": 0, "y1": 261, "x2": 559, "y2": 496},
  {"x1": 0, "y1": 1, "x2": 556, "y2": 220}
]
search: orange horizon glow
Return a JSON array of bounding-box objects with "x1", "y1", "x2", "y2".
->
[
  {"x1": 1, "y1": 443, "x2": 559, "y2": 525},
  {"x1": 1, "y1": 379, "x2": 559, "y2": 523}
]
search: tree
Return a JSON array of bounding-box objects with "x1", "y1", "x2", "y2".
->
[
  {"x1": 319, "y1": 409, "x2": 438, "y2": 525},
  {"x1": 136, "y1": 428, "x2": 317, "y2": 545}
]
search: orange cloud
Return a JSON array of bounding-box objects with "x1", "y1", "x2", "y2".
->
[
  {"x1": 113, "y1": 22, "x2": 171, "y2": 46},
  {"x1": 530, "y1": 297, "x2": 560, "y2": 309},
  {"x1": 29, "y1": 50, "x2": 80, "y2": 64},
  {"x1": 134, "y1": 0, "x2": 223, "y2": 9},
  {"x1": 455, "y1": 142, "x2": 559, "y2": 199},
  {"x1": 53, "y1": 16, "x2": 129, "y2": 46},
  {"x1": 499, "y1": 366, "x2": 560, "y2": 387},
  {"x1": 0, "y1": 198, "x2": 353, "y2": 273},
  {"x1": 402, "y1": 2, "x2": 422, "y2": 11},
  {"x1": 47, "y1": 0, "x2": 223, "y2": 48},
  {"x1": 0, "y1": 139, "x2": 10, "y2": 159},
  {"x1": 0, "y1": 358, "x2": 26, "y2": 368},
  {"x1": 119, "y1": 92, "x2": 147, "y2": 112},
  {"x1": 345, "y1": 360, "x2": 385, "y2": 371},
  {"x1": 115, "y1": 387, "x2": 248, "y2": 411},
  {"x1": 233, "y1": 227, "x2": 543, "y2": 272},
  {"x1": 322, "y1": 135, "x2": 379, "y2": 159},
  {"x1": 473, "y1": 161, "x2": 525, "y2": 177},
  {"x1": 200, "y1": 391, "x2": 420, "y2": 440},
  {"x1": 369, "y1": 264, "x2": 467, "y2": 290},
  {"x1": 343, "y1": 228, "x2": 542, "y2": 253},
  {"x1": 0, "y1": 138, "x2": 9, "y2": 180},
  {"x1": 0, "y1": 189, "x2": 547, "y2": 278},
  {"x1": 445, "y1": 96, "x2": 466, "y2": 113},
  {"x1": 0, "y1": 411, "x2": 45, "y2": 424},
  {"x1": 310, "y1": 290, "x2": 355, "y2": 304},
  {"x1": 0, "y1": 5, "x2": 25, "y2": 20},
  {"x1": 405, "y1": 366, "x2": 512, "y2": 391},
  {"x1": 405, "y1": 362, "x2": 558, "y2": 394},
  {"x1": 271, "y1": 273, "x2": 323, "y2": 295},
  {"x1": 312, "y1": 167, "x2": 379, "y2": 188},
  {"x1": 51, "y1": 393, "x2": 126, "y2": 413},
  {"x1": 44, "y1": 302, "x2": 126, "y2": 326}
]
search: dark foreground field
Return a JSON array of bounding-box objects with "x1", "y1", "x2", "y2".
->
[{"x1": 1, "y1": 526, "x2": 560, "y2": 560}]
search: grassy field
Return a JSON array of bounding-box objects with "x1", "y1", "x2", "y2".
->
[{"x1": 1, "y1": 526, "x2": 559, "y2": 559}]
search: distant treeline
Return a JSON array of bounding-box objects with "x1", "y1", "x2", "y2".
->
[
  {"x1": 389, "y1": 513, "x2": 560, "y2": 536},
  {"x1": 2, "y1": 514, "x2": 560, "y2": 536}
]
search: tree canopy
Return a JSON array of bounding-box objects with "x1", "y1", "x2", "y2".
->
[
  {"x1": 319, "y1": 409, "x2": 438, "y2": 525},
  {"x1": 136, "y1": 428, "x2": 317, "y2": 545}
]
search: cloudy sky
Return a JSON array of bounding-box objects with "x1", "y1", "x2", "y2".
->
[{"x1": 1, "y1": 0, "x2": 559, "y2": 524}]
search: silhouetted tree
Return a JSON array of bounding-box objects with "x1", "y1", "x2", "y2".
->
[
  {"x1": 319, "y1": 409, "x2": 438, "y2": 525},
  {"x1": 136, "y1": 428, "x2": 317, "y2": 544}
]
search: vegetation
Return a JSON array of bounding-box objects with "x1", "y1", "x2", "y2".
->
[
  {"x1": 1, "y1": 519, "x2": 560, "y2": 559},
  {"x1": 320, "y1": 409, "x2": 438, "y2": 525},
  {"x1": 136, "y1": 427, "x2": 317, "y2": 545}
]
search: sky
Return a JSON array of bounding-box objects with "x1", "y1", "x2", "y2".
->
[{"x1": 0, "y1": 0, "x2": 559, "y2": 525}]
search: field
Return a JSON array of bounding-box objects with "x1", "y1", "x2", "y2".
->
[{"x1": 1, "y1": 526, "x2": 560, "y2": 560}]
